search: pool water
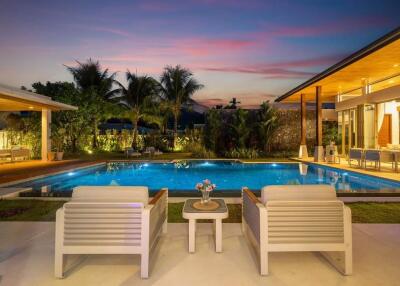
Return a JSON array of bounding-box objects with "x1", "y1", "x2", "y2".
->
[{"x1": 10, "y1": 160, "x2": 400, "y2": 197}]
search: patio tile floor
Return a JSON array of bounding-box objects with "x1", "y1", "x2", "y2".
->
[{"x1": 0, "y1": 222, "x2": 399, "y2": 286}]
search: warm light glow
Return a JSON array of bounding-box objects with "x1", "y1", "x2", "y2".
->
[
  {"x1": 394, "y1": 64, "x2": 399, "y2": 67},
  {"x1": 28, "y1": 106, "x2": 34, "y2": 109},
  {"x1": 87, "y1": 150, "x2": 93, "y2": 154}
]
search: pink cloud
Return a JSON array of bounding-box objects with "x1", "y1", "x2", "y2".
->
[
  {"x1": 268, "y1": 54, "x2": 346, "y2": 68},
  {"x1": 202, "y1": 65, "x2": 315, "y2": 79},
  {"x1": 175, "y1": 37, "x2": 258, "y2": 57},
  {"x1": 197, "y1": 54, "x2": 345, "y2": 78}
]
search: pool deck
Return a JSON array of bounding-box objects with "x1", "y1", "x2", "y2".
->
[
  {"x1": 0, "y1": 222, "x2": 399, "y2": 286},
  {"x1": 294, "y1": 157, "x2": 400, "y2": 182}
]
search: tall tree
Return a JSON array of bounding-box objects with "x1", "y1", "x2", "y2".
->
[
  {"x1": 159, "y1": 65, "x2": 203, "y2": 147},
  {"x1": 258, "y1": 101, "x2": 278, "y2": 153},
  {"x1": 66, "y1": 59, "x2": 119, "y2": 148},
  {"x1": 114, "y1": 72, "x2": 158, "y2": 148},
  {"x1": 204, "y1": 108, "x2": 222, "y2": 153},
  {"x1": 32, "y1": 81, "x2": 90, "y2": 153},
  {"x1": 230, "y1": 109, "x2": 250, "y2": 149}
]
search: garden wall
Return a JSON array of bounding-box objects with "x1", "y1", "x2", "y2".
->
[{"x1": 270, "y1": 110, "x2": 316, "y2": 152}]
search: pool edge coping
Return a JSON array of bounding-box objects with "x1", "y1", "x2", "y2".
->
[{"x1": 0, "y1": 162, "x2": 106, "y2": 188}]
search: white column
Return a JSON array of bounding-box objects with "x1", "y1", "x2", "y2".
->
[{"x1": 41, "y1": 109, "x2": 51, "y2": 161}]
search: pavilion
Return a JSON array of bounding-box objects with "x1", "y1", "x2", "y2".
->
[
  {"x1": 0, "y1": 84, "x2": 77, "y2": 161},
  {"x1": 275, "y1": 26, "x2": 400, "y2": 162}
]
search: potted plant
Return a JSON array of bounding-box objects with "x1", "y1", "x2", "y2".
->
[{"x1": 51, "y1": 128, "x2": 66, "y2": 161}]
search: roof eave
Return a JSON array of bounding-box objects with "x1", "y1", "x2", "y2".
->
[{"x1": 275, "y1": 26, "x2": 400, "y2": 102}]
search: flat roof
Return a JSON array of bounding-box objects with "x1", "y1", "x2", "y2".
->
[
  {"x1": 0, "y1": 84, "x2": 78, "y2": 111},
  {"x1": 275, "y1": 26, "x2": 400, "y2": 103}
]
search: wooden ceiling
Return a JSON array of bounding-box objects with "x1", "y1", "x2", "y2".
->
[{"x1": 277, "y1": 30, "x2": 400, "y2": 103}]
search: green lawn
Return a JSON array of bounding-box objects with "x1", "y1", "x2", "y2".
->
[{"x1": 1, "y1": 200, "x2": 399, "y2": 223}]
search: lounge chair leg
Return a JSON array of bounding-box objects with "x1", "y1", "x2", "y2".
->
[
  {"x1": 141, "y1": 252, "x2": 149, "y2": 279},
  {"x1": 162, "y1": 219, "x2": 168, "y2": 234},
  {"x1": 260, "y1": 251, "x2": 269, "y2": 275},
  {"x1": 344, "y1": 248, "x2": 353, "y2": 275},
  {"x1": 54, "y1": 251, "x2": 64, "y2": 278}
]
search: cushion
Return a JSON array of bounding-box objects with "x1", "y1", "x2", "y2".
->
[
  {"x1": 71, "y1": 186, "x2": 149, "y2": 205},
  {"x1": 261, "y1": 185, "x2": 337, "y2": 204}
]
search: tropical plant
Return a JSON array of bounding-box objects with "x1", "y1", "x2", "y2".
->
[
  {"x1": 230, "y1": 109, "x2": 250, "y2": 149},
  {"x1": 32, "y1": 81, "x2": 91, "y2": 153},
  {"x1": 204, "y1": 108, "x2": 222, "y2": 153},
  {"x1": 66, "y1": 59, "x2": 119, "y2": 148},
  {"x1": 159, "y1": 65, "x2": 203, "y2": 147},
  {"x1": 258, "y1": 101, "x2": 278, "y2": 153},
  {"x1": 114, "y1": 72, "x2": 158, "y2": 148},
  {"x1": 224, "y1": 148, "x2": 259, "y2": 159}
]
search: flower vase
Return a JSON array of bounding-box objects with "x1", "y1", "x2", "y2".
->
[{"x1": 201, "y1": 190, "x2": 210, "y2": 204}]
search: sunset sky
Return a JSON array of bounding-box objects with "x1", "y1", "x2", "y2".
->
[{"x1": 0, "y1": 0, "x2": 399, "y2": 108}]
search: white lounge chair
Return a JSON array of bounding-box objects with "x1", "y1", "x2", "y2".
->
[
  {"x1": 242, "y1": 185, "x2": 352, "y2": 276},
  {"x1": 55, "y1": 186, "x2": 168, "y2": 279}
]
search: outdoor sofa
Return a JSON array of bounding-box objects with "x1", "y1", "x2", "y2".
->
[
  {"x1": 55, "y1": 186, "x2": 168, "y2": 279},
  {"x1": 0, "y1": 147, "x2": 30, "y2": 162},
  {"x1": 241, "y1": 185, "x2": 352, "y2": 276}
]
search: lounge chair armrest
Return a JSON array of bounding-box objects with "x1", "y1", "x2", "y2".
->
[
  {"x1": 242, "y1": 187, "x2": 264, "y2": 244},
  {"x1": 149, "y1": 188, "x2": 168, "y2": 205},
  {"x1": 148, "y1": 188, "x2": 168, "y2": 248}
]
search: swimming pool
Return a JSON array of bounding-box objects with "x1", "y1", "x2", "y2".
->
[{"x1": 9, "y1": 160, "x2": 400, "y2": 197}]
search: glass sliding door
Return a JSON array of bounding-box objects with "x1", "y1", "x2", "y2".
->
[
  {"x1": 364, "y1": 104, "x2": 376, "y2": 148},
  {"x1": 350, "y1": 109, "x2": 357, "y2": 148},
  {"x1": 344, "y1": 110, "x2": 350, "y2": 155},
  {"x1": 338, "y1": 111, "x2": 343, "y2": 154}
]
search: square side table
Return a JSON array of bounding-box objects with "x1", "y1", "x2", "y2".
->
[{"x1": 182, "y1": 199, "x2": 229, "y2": 253}]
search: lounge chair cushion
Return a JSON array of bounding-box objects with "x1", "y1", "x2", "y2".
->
[
  {"x1": 261, "y1": 185, "x2": 337, "y2": 204},
  {"x1": 71, "y1": 186, "x2": 149, "y2": 205}
]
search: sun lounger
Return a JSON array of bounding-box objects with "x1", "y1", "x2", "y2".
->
[
  {"x1": 241, "y1": 185, "x2": 352, "y2": 276},
  {"x1": 55, "y1": 186, "x2": 168, "y2": 279}
]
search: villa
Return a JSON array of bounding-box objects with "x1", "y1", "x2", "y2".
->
[{"x1": 275, "y1": 27, "x2": 400, "y2": 162}]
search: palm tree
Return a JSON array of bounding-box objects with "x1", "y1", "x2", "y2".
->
[
  {"x1": 66, "y1": 59, "x2": 118, "y2": 148},
  {"x1": 159, "y1": 65, "x2": 203, "y2": 147},
  {"x1": 114, "y1": 72, "x2": 158, "y2": 148},
  {"x1": 258, "y1": 101, "x2": 278, "y2": 153}
]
